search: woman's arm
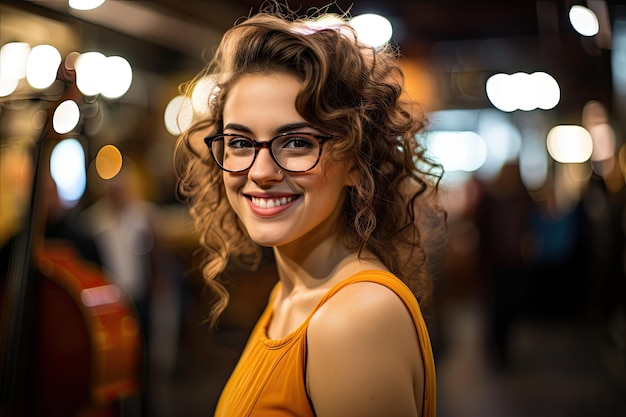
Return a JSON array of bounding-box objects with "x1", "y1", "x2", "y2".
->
[{"x1": 306, "y1": 282, "x2": 424, "y2": 417}]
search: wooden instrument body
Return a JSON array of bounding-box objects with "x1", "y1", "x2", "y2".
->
[
  {"x1": 1, "y1": 57, "x2": 143, "y2": 417},
  {"x1": 35, "y1": 242, "x2": 142, "y2": 417}
]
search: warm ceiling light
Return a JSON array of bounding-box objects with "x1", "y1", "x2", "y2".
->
[
  {"x1": 164, "y1": 95, "x2": 192, "y2": 136},
  {"x1": 100, "y1": 56, "x2": 132, "y2": 99},
  {"x1": 547, "y1": 125, "x2": 593, "y2": 163},
  {"x1": 486, "y1": 72, "x2": 560, "y2": 112},
  {"x1": 26, "y1": 45, "x2": 62, "y2": 89},
  {"x1": 95, "y1": 144, "x2": 123, "y2": 180},
  {"x1": 52, "y1": 100, "x2": 81, "y2": 134},
  {"x1": 569, "y1": 5, "x2": 599, "y2": 37},
  {"x1": 69, "y1": 0, "x2": 106, "y2": 11},
  {"x1": 349, "y1": 14, "x2": 393, "y2": 48}
]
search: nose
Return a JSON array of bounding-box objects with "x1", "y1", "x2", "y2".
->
[{"x1": 248, "y1": 147, "x2": 282, "y2": 183}]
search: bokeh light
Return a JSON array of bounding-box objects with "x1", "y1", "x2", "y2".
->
[
  {"x1": 164, "y1": 95, "x2": 192, "y2": 135},
  {"x1": 50, "y1": 138, "x2": 87, "y2": 206},
  {"x1": 547, "y1": 125, "x2": 593, "y2": 163},
  {"x1": 486, "y1": 72, "x2": 560, "y2": 112},
  {"x1": 191, "y1": 76, "x2": 217, "y2": 116},
  {"x1": 0, "y1": 42, "x2": 30, "y2": 80},
  {"x1": 426, "y1": 131, "x2": 487, "y2": 172},
  {"x1": 52, "y1": 100, "x2": 81, "y2": 134},
  {"x1": 74, "y1": 52, "x2": 133, "y2": 98},
  {"x1": 26, "y1": 44, "x2": 62, "y2": 90},
  {"x1": 533, "y1": 72, "x2": 561, "y2": 110},
  {"x1": 69, "y1": 0, "x2": 106, "y2": 11},
  {"x1": 349, "y1": 14, "x2": 393, "y2": 48},
  {"x1": 0, "y1": 76, "x2": 19, "y2": 97},
  {"x1": 569, "y1": 5, "x2": 599, "y2": 37},
  {"x1": 0, "y1": 42, "x2": 29, "y2": 96},
  {"x1": 100, "y1": 56, "x2": 133, "y2": 99},
  {"x1": 589, "y1": 123, "x2": 616, "y2": 162},
  {"x1": 95, "y1": 144, "x2": 123, "y2": 180},
  {"x1": 76, "y1": 51, "x2": 106, "y2": 96}
]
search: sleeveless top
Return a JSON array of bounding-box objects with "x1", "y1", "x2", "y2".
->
[{"x1": 214, "y1": 270, "x2": 436, "y2": 417}]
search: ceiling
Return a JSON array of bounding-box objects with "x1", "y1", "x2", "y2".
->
[{"x1": 9, "y1": 0, "x2": 622, "y2": 120}]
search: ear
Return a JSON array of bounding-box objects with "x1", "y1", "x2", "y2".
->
[{"x1": 344, "y1": 163, "x2": 360, "y2": 187}]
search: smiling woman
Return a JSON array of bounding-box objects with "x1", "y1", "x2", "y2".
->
[
  {"x1": 217, "y1": 73, "x2": 355, "y2": 249},
  {"x1": 174, "y1": 2, "x2": 445, "y2": 416}
]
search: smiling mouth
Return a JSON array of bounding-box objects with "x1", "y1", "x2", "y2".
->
[{"x1": 250, "y1": 196, "x2": 297, "y2": 209}]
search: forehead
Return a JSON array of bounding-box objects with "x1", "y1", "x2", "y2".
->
[{"x1": 223, "y1": 73, "x2": 305, "y2": 133}]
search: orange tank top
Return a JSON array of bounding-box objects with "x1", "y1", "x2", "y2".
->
[{"x1": 214, "y1": 270, "x2": 436, "y2": 417}]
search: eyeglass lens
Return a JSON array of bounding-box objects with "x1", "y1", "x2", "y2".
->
[{"x1": 211, "y1": 133, "x2": 322, "y2": 172}]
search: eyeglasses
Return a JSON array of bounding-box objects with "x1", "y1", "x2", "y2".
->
[{"x1": 204, "y1": 132, "x2": 335, "y2": 173}]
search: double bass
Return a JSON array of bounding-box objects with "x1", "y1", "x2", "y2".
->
[{"x1": 0, "y1": 54, "x2": 143, "y2": 417}]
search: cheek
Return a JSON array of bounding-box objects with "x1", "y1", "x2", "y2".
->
[
  {"x1": 319, "y1": 159, "x2": 353, "y2": 188},
  {"x1": 223, "y1": 174, "x2": 242, "y2": 207},
  {"x1": 311, "y1": 171, "x2": 349, "y2": 207}
]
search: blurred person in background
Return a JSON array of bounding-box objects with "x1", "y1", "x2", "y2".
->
[
  {"x1": 79, "y1": 160, "x2": 157, "y2": 415},
  {"x1": 476, "y1": 163, "x2": 533, "y2": 369},
  {"x1": 81, "y1": 161, "x2": 154, "y2": 337},
  {"x1": 175, "y1": 2, "x2": 446, "y2": 416}
]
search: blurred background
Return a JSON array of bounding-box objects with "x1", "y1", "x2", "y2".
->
[{"x1": 1, "y1": 0, "x2": 625, "y2": 416}]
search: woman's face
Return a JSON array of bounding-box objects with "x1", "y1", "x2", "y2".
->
[{"x1": 221, "y1": 72, "x2": 354, "y2": 250}]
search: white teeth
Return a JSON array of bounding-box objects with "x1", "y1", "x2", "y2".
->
[{"x1": 251, "y1": 196, "x2": 295, "y2": 208}]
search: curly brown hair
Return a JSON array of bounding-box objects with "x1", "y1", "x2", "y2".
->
[{"x1": 175, "y1": 4, "x2": 445, "y2": 326}]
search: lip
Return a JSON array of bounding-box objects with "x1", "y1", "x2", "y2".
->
[{"x1": 244, "y1": 192, "x2": 301, "y2": 217}]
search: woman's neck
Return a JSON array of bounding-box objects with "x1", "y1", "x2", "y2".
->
[
  {"x1": 273, "y1": 233, "x2": 351, "y2": 291},
  {"x1": 273, "y1": 236, "x2": 386, "y2": 297}
]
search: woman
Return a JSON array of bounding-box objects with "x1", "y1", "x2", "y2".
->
[{"x1": 175, "y1": 4, "x2": 445, "y2": 416}]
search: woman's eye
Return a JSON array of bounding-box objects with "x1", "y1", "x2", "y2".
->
[
  {"x1": 227, "y1": 138, "x2": 253, "y2": 149},
  {"x1": 283, "y1": 136, "x2": 315, "y2": 149}
]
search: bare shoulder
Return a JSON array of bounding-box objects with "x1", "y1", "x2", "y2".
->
[
  {"x1": 311, "y1": 281, "x2": 412, "y2": 332},
  {"x1": 306, "y1": 281, "x2": 424, "y2": 417},
  {"x1": 308, "y1": 281, "x2": 419, "y2": 359}
]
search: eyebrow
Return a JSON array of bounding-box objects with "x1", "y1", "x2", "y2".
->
[{"x1": 223, "y1": 122, "x2": 315, "y2": 134}]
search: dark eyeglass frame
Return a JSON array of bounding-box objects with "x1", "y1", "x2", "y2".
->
[{"x1": 204, "y1": 132, "x2": 335, "y2": 173}]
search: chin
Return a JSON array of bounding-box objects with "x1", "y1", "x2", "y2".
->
[{"x1": 247, "y1": 233, "x2": 286, "y2": 248}]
